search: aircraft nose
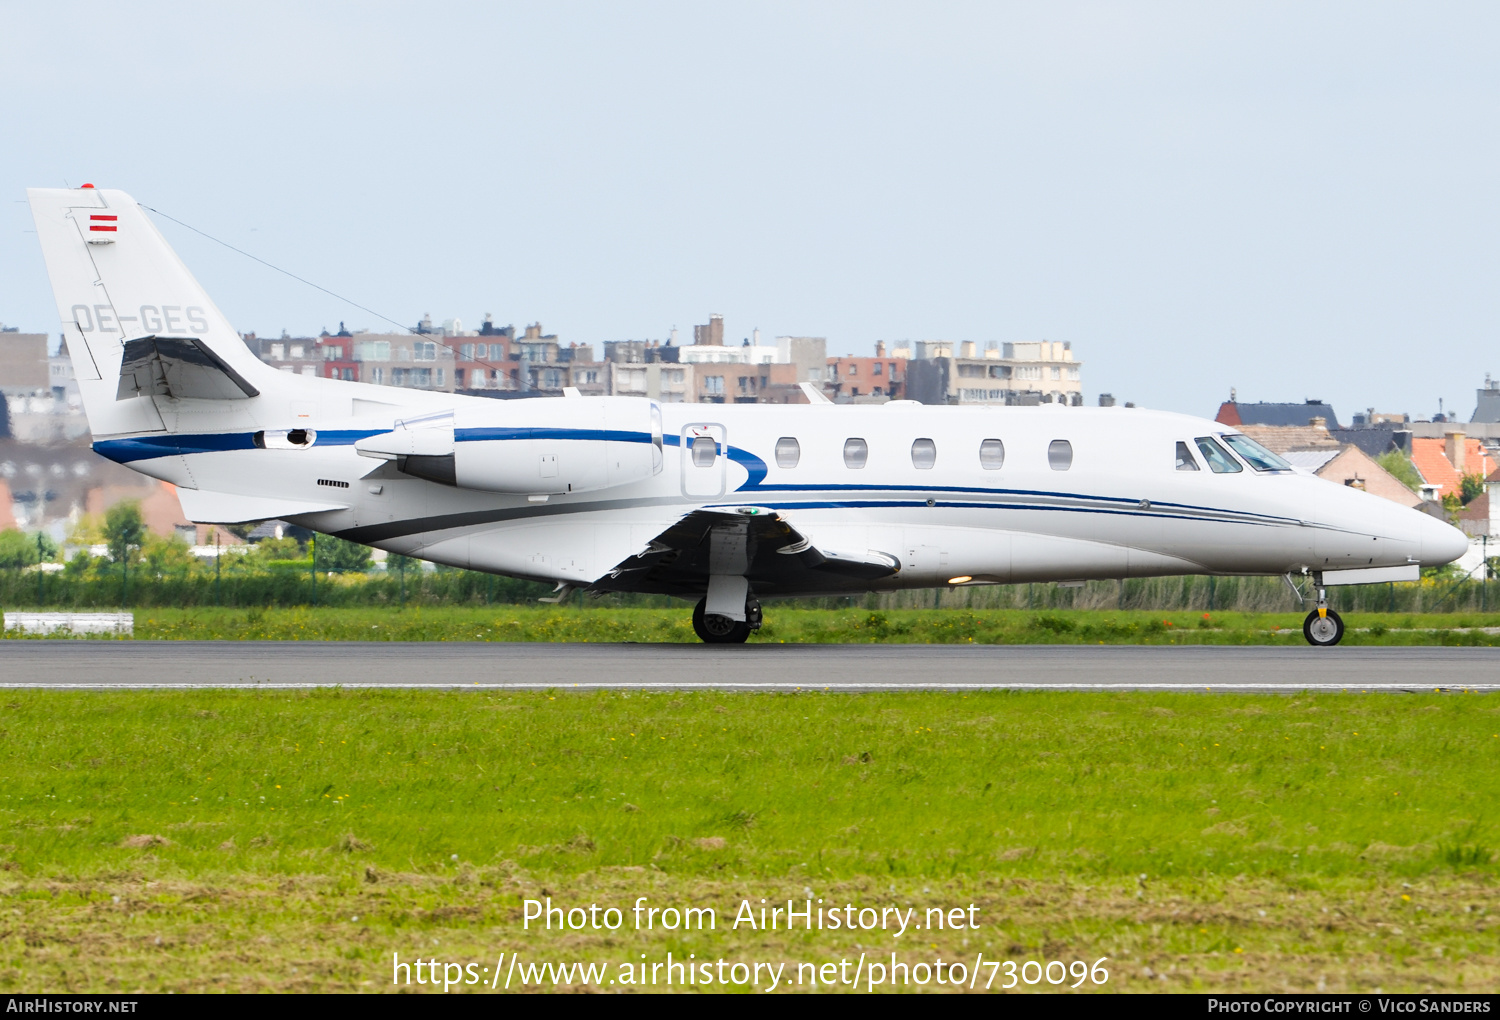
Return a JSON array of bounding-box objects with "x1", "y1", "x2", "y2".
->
[{"x1": 1417, "y1": 512, "x2": 1470, "y2": 567}]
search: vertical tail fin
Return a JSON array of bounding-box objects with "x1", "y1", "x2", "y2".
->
[{"x1": 27, "y1": 187, "x2": 275, "y2": 438}]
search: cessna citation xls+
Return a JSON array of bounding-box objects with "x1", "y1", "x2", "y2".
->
[{"x1": 28, "y1": 187, "x2": 1469, "y2": 645}]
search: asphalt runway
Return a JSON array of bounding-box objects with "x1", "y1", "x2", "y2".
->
[{"x1": 0, "y1": 642, "x2": 1494, "y2": 692}]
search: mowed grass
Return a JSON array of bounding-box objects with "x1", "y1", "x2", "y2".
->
[
  {"x1": 0, "y1": 690, "x2": 1496, "y2": 992},
  {"x1": 25, "y1": 605, "x2": 1500, "y2": 644}
]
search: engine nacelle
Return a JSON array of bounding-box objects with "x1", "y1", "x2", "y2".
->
[{"x1": 355, "y1": 397, "x2": 663, "y2": 496}]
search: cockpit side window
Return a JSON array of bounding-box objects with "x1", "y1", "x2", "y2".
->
[
  {"x1": 1175, "y1": 441, "x2": 1200, "y2": 471},
  {"x1": 1221, "y1": 433, "x2": 1292, "y2": 473},
  {"x1": 1194, "y1": 436, "x2": 1242, "y2": 473}
]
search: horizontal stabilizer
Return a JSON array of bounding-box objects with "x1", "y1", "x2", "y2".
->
[
  {"x1": 176, "y1": 488, "x2": 348, "y2": 524},
  {"x1": 117, "y1": 336, "x2": 260, "y2": 401}
]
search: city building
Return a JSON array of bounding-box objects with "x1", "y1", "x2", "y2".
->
[
  {"x1": 242, "y1": 330, "x2": 326, "y2": 379},
  {"x1": 905, "y1": 340, "x2": 1082, "y2": 406},
  {"x1": 826, "y1": 341, "x2": 904, "y2": 402},
  {"x1": 1215, "y1": 398, "x2": 1342, "y2": 429},
  {"x1": 1471, "y1": 375, "x2": 1500, "y2": 423},
  {"x1": 1409, "y1": 432, "x2": 1494, "y2": 502},
  {"x1": 609, "y1": 362, "x2": 697, "y2": 402},
  {"x1": 0, "y1": 330, "x2": 88, "y2": 442}
]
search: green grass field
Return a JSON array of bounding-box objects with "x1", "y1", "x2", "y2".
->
[
  {"x1": 9, "y1": 605, "x2": 1500, "y2": 644},
  {"x1": 0, "y1": 689, "x2": 1495, "y2": 992}
]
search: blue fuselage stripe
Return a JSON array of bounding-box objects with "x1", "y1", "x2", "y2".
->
[{"x1": 90, "y1": 427, "x2": 1291, "y2": 529}]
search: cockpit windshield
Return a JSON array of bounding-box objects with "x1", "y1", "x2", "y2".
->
[
  {"x1": 1194, "y1": 436, "x2": 1243, "y2": 474},
  {"x1": 1221, "y1": 434, "x2": 1292, "y2": 473}
]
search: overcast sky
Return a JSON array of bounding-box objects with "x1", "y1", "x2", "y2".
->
[{"x1": 2, "y1": 2, "x2": 1497, "y2": 419}]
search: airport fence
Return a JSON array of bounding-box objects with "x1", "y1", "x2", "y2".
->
[
  {"x1": 0, "y1": 566, "x2": 1495, "y2": 613},
  {"x1": 869, "y1": 573, "x2": 1499, "y2": 614}
]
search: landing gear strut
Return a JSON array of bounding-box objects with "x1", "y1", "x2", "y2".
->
[
  {"x1": 692, "y1": 596, "x2": 761, "y2": 644},
  {"x1": 1302, "y1": 576, "x2": 1344, "y2": 647}
]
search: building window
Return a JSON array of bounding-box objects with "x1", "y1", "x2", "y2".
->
[
  {"x1": 979, "y1": 438, "x2": 1004, "y2": 470},
  {"x1": 1067, "y1": 366, "x2": 1080, "y2": 380},
  {"x1": 415, "y1": 342, "x2": 437, "y2": 362},
  {"x1": 849, "y1": 364, "x2": 858, "y2": 376},
  {"x1": 436, "y1": 369, "x2": 444, "y2": 387},
  {"x1": 460, "y1": 344, "x2": 474, "y2": 360},
  {"x1": 354, "y1": 340, "x2": 390, "y2": 362},
  {"x1": 775, "y1": 437, "x2": 800, "y2": 468},
  {"x1": 1051, "y1": 366, "x2": 1062, "y2": 380},
  {"x1": 372, "y1": 367, "x2": 384, "y2": 384},
  {"x1": 843, "y1": 438, "x2": 868, "y2": 469},
  {"x1": 910, "y1": 438, "x2": 936, "y2": 470},
  {"x1": 872, "y1": 362, "x2": 882, "y2": 376},
  {"x1": 704, "y1": 376, "x2": 724, "y2": 395},
  {"x1": 1048, "y1": 439, "x2": 1073, "y2": 471}
]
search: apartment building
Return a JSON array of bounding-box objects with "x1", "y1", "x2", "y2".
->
[
  {"x1": 905, "y1": 340, "x2": 1082, "y2": 406},
  {"x1": 826, "y1": 341, "x2": 905, "y2": 402}
]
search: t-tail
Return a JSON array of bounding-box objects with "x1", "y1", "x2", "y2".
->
[{"x1": 26, "y1": 186, "x2": 291, "y2": 442}]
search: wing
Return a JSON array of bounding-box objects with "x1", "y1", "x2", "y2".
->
[
  {"x1": 117, "y1": 336, "x2": 260, "y2": 401},
  {"x1": 592, "y1": 506, "x2": 901, "y2": 598}
]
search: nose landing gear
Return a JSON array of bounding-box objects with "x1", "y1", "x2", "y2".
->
[{"x1": 1301, "y1": 577, "x2": 1344, "y2": 647}]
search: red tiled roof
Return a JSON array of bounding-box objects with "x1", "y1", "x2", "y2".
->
[{"x1": 1409, "y1": 437, "x2": 1495, "y2": 499}]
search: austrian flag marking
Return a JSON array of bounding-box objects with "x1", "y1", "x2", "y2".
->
[{"x1": 89, "y1": 214, "x2": 118, "y2": 232}]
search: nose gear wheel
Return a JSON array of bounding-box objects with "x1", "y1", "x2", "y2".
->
[{"x1": 1303, "y1": 608, "x2": 1344, "y2": 646}]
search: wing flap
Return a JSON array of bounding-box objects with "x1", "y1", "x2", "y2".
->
[{"x1": 594, "y1": 506, "x2": 900, "y2": 597}]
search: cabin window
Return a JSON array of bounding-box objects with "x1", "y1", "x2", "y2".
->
[
  {"x1": 775, "y1": 436, "x2": 800, "y2": 468},
  {"x1": 979, "y1": 438, "x2": 1005, "y2": 470},
  {"x1": 1221, "y1": 434, "x2": 1292, "y2": 473},
  {"x1": 1047, "y1": 439, "x2": 1072, "y2": 471},
  {"x1": 1194, "y1": 436, "x2": 1242, "y2": 474},
  {"x1": 843, "y1": 438, "x2": 868, "y2": 469},
  {"x1": 1175, "y1": 441, "x2": 1200, "y2": 471},
  {"x1": 910, "y1": 438, "x2": 937, "y2": 469},
  {"x1": 692, "y1": 435, "x2": 718, "y2": 467}
]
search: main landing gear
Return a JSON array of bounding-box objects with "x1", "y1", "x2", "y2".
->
[
  {"x1": 1301, "y1": 576, "x2": 1345, "y2": 647},
  {"x1": 692, "y1": 596, "x2": 762, "y2": 644}
]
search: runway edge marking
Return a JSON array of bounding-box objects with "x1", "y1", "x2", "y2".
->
[{"x1": 0, "y1": 683, "x2": 1493, "y2": 691}]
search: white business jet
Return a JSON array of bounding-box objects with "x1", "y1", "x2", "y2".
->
[{"x1": 28, "y1": 186, "x2": 1468, "y2": 646}]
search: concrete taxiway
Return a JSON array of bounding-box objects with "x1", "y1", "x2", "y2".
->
[{"x1": 0, "y1": 642, "x2": 1494, "y2": 692}]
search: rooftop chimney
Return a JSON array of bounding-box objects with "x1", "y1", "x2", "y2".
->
[
  {"x1": 1446, "y1": 430, "x2": 1466, "y2": 472},
  {"x1": 1309, "y1": 417, "x2": 1327, "y2": 429},
  {"x1": 875, "y1": 341, "x2": 886, "y2": 357}
]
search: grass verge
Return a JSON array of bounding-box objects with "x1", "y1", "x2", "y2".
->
[
  {"x1": 0, "y1": 689, "x2": 1495, "y2": 992},
  {"x1": 9, "y1": 605, "x2": 1500, "y2": 644}
]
